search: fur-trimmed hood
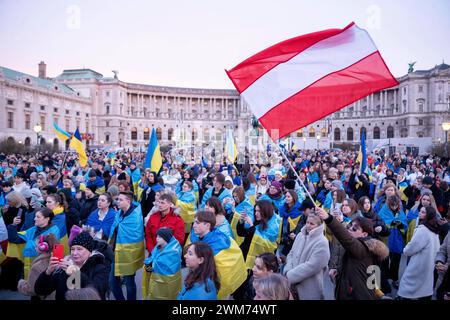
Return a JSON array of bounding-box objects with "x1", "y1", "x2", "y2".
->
[{"x1": 363, "y1": 237, "x2": 389, "y2": 261}]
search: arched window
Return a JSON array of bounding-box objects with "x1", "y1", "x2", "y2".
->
[
  {"x1": 309, "y1": 128, "x2": 315, "y2": 138},
  {"x1": 105, "y1": 104, "x2": 110, "y2": 115},
  {"x1": 7, "y1": 137, "x2": 15, "y2": 144},
  {"x1": 24, "y1": 137, "x2": 31, "y2": 146},
  {"x1": 131, "y1": 127, "x2": 137, "y2": 140},
  {"x1": 373, "y1": 127, "x2": 380, "y2": 139},
  {"x1": 105, "y1": 134, "x2": 110, "y2": 142},
  {"x1": 192, "y1": 128, "x2": 198, "y2": 141},
  {"x1": 321, "y1": 128, "x2": 327, "y2": 136},
  {"x1": 347, "y1": 128, "x2": 354, "y2": 141},
  {"x1": 168, "y1": 128, "x2": 174, "y2": 141},
  {"x1": 156, "y1": 127, "x2": 162, "y2": 141},
  {"x1": 334, "y1": 128, "x2": 340, "y2": 141},
  {"x1": 53, "y1": 138, "x2": 59, "y2": 149},
  {"x1": 296, "y1": 129, "x2": 303, "y2": 138},
  {"x1": 387, "y1": 126, "x2": 394, "y2": 138},
  {"x1": 204, "y1": 128, "x2": 210, "y2": 141},
  {"x1": 143, "y1": 128, "x2": 150, "y2": 140}
]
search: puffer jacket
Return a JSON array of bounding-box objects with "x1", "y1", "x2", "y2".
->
[{"x1": 324, "y1": 215, "x2": 389, "y2": 300}]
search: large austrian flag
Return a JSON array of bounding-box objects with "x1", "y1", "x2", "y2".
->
[{"x1": 226, "y1": 22, "x2": 399, "y2": 139}]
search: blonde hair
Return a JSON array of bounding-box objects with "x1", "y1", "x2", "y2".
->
[
  {"x1": 253, "y1": 273, "x2": 291, "y2": 300},
  {"x1": 5, "y1": 191, "x2": 29, "y2": 208},
  {"x1": 37, "y1": 177, "x2": 47, "y2": 188}
]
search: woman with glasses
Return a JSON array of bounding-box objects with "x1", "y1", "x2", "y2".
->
[{"x1": 316, "y1": 207, "x2": 389, "y2": 300}]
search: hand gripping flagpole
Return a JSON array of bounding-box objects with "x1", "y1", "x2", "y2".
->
[{"x1": 270, "y1": 136, "x2": 318, "y2": 208}]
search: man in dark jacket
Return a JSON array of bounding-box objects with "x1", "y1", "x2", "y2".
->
[
  {"x1": 78, "y1": 186, "x2": 99, "y2": 224},
  {"x1": 34, "y1": 232, "x2": 109, "y2": 300},
  {"x1": 316, "y1": 207, "x2": 389, "y2": 300}
]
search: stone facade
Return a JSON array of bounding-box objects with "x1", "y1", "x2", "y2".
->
[{"x1": 0, "y1": 62, "x2": 449, "y2": 153}]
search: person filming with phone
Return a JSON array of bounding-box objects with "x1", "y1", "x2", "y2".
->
[{"x1": 34, "y1": 232, "x2": 110, "y2": 300}]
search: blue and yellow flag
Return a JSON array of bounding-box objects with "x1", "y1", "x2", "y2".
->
[
  {"x1": 290, "y1": 140, "x2": 297, "y2": 152},
  {"x1": 52, "y1": 120, "x2": 71, "y2": 141},
  {"x1": 245, "y1": 213, "x2": 280, "y2": 270},
  {"x1": 186, "y1": 229, "x2": 247, "y2": 299},
  {"x1": 142, "y1": 236, "x2": 182, "y2": 300},
  {"x1": 357, "y1": 130, "x2": 372, "y2": 180},
  {"x1": 69, "y1": 128, "x2": 88, "y2": 167},
  {"x1": 144, "y1": 128, "x2": 162, "y2": 173},
  {"x1": 225, "y1": 129, "x2": 238, "y2": 163}
]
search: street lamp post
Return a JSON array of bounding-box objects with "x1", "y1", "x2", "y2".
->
[
  {"x1": 302, "y1": 137, "x2": 306, "y2": 150},
  {"x1": 33, "y1": 124, "x2": 42, "y2": 154},
  {"x1": 316, "y1": 134, "x2": 321, "y2": 150},
  {"x1": 442, "y1": 122, "x2": 450, "y2": 157}
]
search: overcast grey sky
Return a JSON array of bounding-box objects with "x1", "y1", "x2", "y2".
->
[{"x1": 1, "y1": 0, "x2": 449, "y2": 89}]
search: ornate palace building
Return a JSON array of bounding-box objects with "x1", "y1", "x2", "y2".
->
[{"x1": 1, "y1": 61, "x2": 449, "y2": 154}]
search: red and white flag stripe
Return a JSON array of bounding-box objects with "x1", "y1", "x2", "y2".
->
[{"x1": 226, "y1": 22, "x2": 399, "y2": 139}]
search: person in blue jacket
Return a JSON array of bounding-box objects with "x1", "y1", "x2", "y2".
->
[
  {"x1": 86, "y1": 193, "x2": 117, "y2": 240},
  {"x1": 200, "y1": 173, "x2": 233, "y2": 218},
  {"x1": 258, "y1": 180, "x2": 285, "y2": 214},
  {"x1": 178, "y1": 241, "x2": 220, "y2": 300}
]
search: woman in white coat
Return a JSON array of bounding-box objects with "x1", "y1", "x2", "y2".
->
[
  {"x1": 283, "y1": 214, "x2": 330, "y2": 300},
  {"x1": 397, "y1": 206, "x2": 441, "y2": 300}
]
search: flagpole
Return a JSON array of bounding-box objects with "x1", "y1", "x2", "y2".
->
[
  {"x1": 56, "y1": 150, "x2": 71, "y2": 188},
  {"x1": 270, "y1": 137, "x2": 318, "y2": 207}
]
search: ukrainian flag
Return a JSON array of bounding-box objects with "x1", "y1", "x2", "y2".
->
[
  {"x1": 109, "y1": 204, "x2": 145, "y2": 276},
  {"x1": 144, "y1": 128, "x2": 162, "y2": 173},
  {"x1": 225, "y1": 129, "x2": 238, "y2": 163},
  {"x1": 175, "y1": 190, "x2": 197, "y2": 233},
  {"x1": 69, "y1": 128, "x2": 88, "y2": 167},
  {"x1": 52, "y1": 120, "x2": 71, "y2": 141},
  {"x1": 357, "y1": 130, "x2": 372, "y2": 180},
  {"x1": 245, "y1": 213, "x2": 280, "y2": 270},
  {"x1": 186, "y1": 228, "x2": 247, "y2": 300},
  {"x1": 290, "y1": 141, "x2": 298, "y2": 152},
  {"x1": 142, "y1": 236, "x2": 182, "y2": 300}
]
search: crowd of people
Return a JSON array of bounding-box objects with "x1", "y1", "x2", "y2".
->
[{"x1": 0, "y1": 146, "x2": 449, "y2": 300}]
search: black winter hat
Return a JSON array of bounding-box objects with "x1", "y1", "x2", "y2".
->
[
  {"x1": 88, "y1": 170, "x2": 97, "y2": 178},
  {"x1": 86, "y1": 185, "x2": 97, "y2": 194},
  {"x1": 71, "y1": 232, "x2": 95, "y2": 252},
  {"x1": 156, "y1": 227, "x2": 173, "y2": 244},
  {"x1": 284, "y1": 179, "x2": 296, "y2": 190}
]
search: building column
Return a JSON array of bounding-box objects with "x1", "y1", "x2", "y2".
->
[{"x1": 394, "y1": 90, "x2": 397, "y2": 113}]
